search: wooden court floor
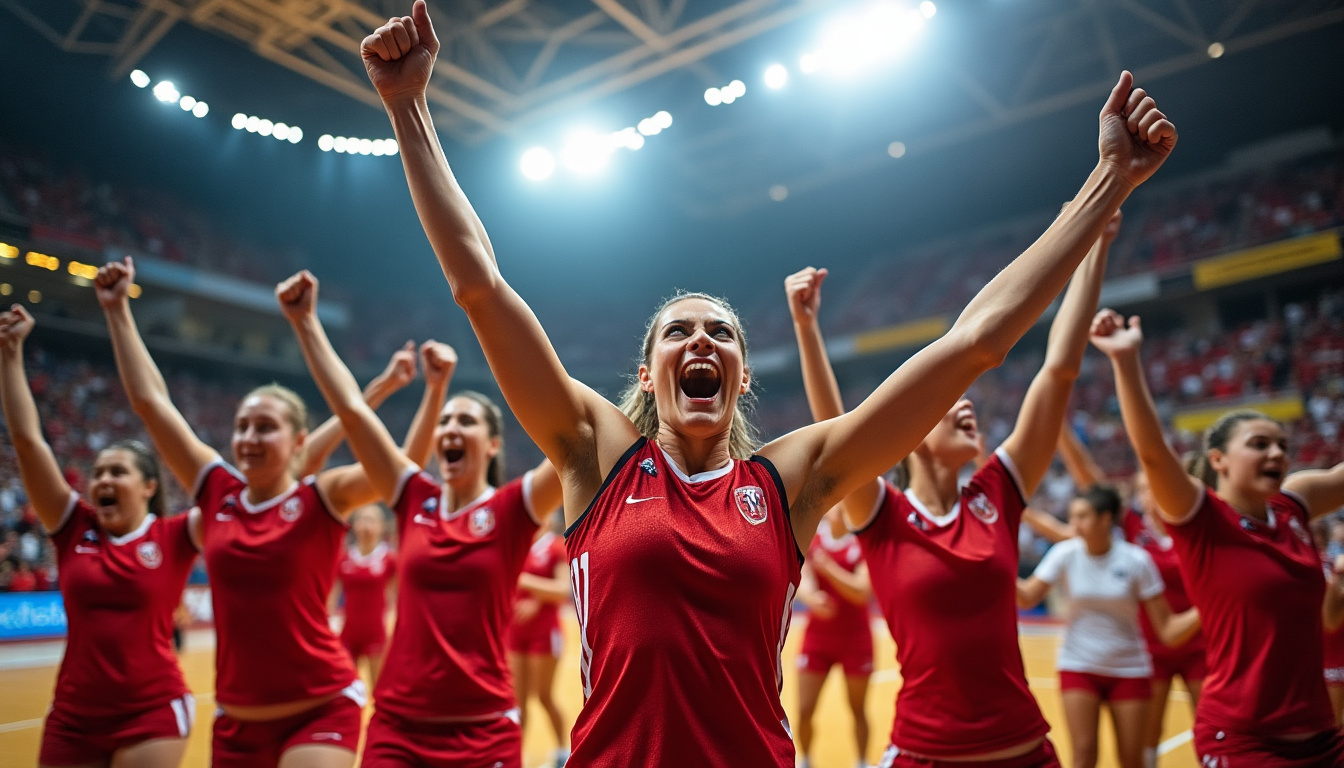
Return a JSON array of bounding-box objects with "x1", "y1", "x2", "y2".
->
[{"x1": 0, "y1": 617, "x2": 1198, "y2": 768}]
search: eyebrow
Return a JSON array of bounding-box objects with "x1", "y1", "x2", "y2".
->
[{"x1": 661, "y1": 317, "x2": 733, "y2": 330}]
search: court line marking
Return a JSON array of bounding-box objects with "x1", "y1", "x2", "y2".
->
[{"x1": 1158, "y1": 729, "x2": 1193, "y2": 755}]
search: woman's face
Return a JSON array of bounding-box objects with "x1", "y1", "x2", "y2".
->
[
  {"x1": 1067, "y1": 497, "x2": 1111, "y2": 545},
  {"x1": 916, "y1": 398, "x2": 980, "y2": 468},
  {"x1": 351, "y1": 506, "x2": 385, "y2": 545},
  {"x1": 1209, "y1": 418, "x2": 1288, "y2": 500},
  {"x1": 639, "y1": 297, "x2": 749, "y2": 443},
  {"x1": 434, "y1": 397, "x2": 499, "y2": 488},
  {"x1": 87, "y1": 448, "x2": 155, "y2": 535},
  {"x1": 232, "y1": 394, "x2": 304, "y2": 486}
]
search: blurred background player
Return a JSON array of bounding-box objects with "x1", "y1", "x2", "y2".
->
[{"x1": 332, "y1": 504, "x2": 398, "y2": 688}]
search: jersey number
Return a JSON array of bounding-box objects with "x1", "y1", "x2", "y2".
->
[{"x1": 570, "y1": 551, "x2": 594, "y2": 699}]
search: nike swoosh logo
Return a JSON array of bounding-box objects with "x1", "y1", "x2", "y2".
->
[
  {"x1": 311, "y1": 732, "x2": 342, "y2": 741},
  {"x1": 215, "y1": 513, "x2": 233, "y2": 521},
  {"x1": 75, "y1": 546, "x2": 100, "y2": 554},
  {"x1": 625, "y1": 495, "x2": 663, "y2": 504},
  {"x1": 413, "y1": 514, "x2": 436, "y2": 526}
]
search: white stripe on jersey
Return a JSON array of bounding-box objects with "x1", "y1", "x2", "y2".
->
[
  {"x1": 571, "y1": 551, "x2": 594, "y2": 699},
  {"x1": 775, "y1": 581, "x2": 796, "y2": 693}
]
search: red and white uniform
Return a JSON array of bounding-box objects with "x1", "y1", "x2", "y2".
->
[
  {"x1": 563, "y1": 438, "x2": 802, "y2": 767},
  {"x1": 1325, "y1": 559, "x2": 1344, "y2": 689},
  {"x1": 1166, "y1": 488, "x2": 1338, "y2": 761},
  {"x1": 798, "y1": 521, "x2": 873, "y2": 677},
  {"x1": 40, "y1": 496, "x2": 197, "y2": 764},
  {"x1": 362, "y1": 470, "x2": 540, "y2": 765},
  {"x1": 507, "y1": 531, "x2": 566, "y2": 657},
  {"x1": 1122, "y1": 510, "x2": 1206, "y2": 682},
  {"x1": 855, "y1": 449, "x2": 1050, "y2": 759},
  {"x1": 194, "y1": 462, "x2": 357, "y2": 707},
  {"x1": 336, "y1": 542, "x2": 396, "y2": 659}
]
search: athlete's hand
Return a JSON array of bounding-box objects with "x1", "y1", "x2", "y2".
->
[
  {"x1": 420, "y1": 340, "x2": 458, "y2": 387},
  {"x1": 785, "y1": 266, "x2": 828, "y2": 324},
  {"x1": 804, "y1": 590, "x2": 837, "y2": 621},
  {"x1": 514, "y1": 596, "x2": 541, "y2": 623},
  {"x1": 1089, "y1": 308, "x2": 1143, "y2": 358},
  {"x1": 0, "y1": 304, "x2": 35, "y2": 351},
  {"x1": 94, "y1": 257, "x2": 136, "y2": 308},
  {"x1": 1101, "y1": 208, "x2": 1124, "y2": 245},
  {"x1": 361, "y1": 0, "x2": 439, "y2": 105},
  {"x1": 382, "y1": 341, "x2": 418, "y2": 390},
  {"x1": 276, "y1": 270, "x2": 319, "y2": 322},
  {"x1": 1098, "y1": 71, "x2": 1177, "y2": 189}
]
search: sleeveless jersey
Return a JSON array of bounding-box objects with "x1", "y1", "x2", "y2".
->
[
  {"x1": 1122, "y1": 510, "x2": 1205, "y2": 668},
  {"x1": 337, "y1": 541, "x2": 396, "y2": 645},
  {"x1": 195, "y1": 462, "x2": 356, "y2": 707},
  {"x1": 855, "y1": 449, "x2": 1049, "y2": 758},
  {"x1": 511, "y1": 531, "x2": 566, "y2": 635},
  {"x1": 374, "y1": 471, "x2": 538, "y2": 720},
  {"x1": 1324, "y1": 559, "x2": 1344, "y2": 683},
  {"x1": 564, "y1": 438, "x2": 802, "y2": 767},
  {"x1": 1167, "y1": 488, "x2": 1334, "y2": 735},
  {"x1": 50, "y1": 495, "x2": 196, "y2": 717},
  {"x1": 804, "y1": 521, "x2": 870, "y2": 639}
]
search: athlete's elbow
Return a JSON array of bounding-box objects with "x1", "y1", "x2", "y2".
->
[{"x1": 951, "y1": 319, "x2": 1014, "y2": 371}]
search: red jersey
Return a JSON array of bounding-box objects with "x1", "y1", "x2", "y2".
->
[
  {"x1": 1122, "y1": 510, "x2": 1205, "y2": 664},
  {"x1": 50, "y1": 495, "x2": 196, "y2": 718},
  {"x1": 1325, "y1": 558, "x2": 1344, "y2": 680},
  {"x1": 805, "y1": 521, "x2": 869, "y2": 638},
  {"x1": 511, "y1": 531, "x2": 566, "y2": 634},
  {"x1": 194, "y1": 462, "x2": 355, "y2": 707},
  {"x1": 374, "y1": 470, "x2": 539, "y2": 720},
  {"x1": 336, "y1": 542, "x2": 396, "y2": 645},
  {"x1": 855, "y1": 449, "x2": 1049, "y2": 758},
  {"x1": 1167, "y1": 488, "x2": 1334, "y2": 735},
  {"x1": 563, "y1": 438, "x2": 802, "y2": 767}
]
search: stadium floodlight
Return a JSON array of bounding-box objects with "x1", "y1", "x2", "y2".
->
[
  {"x1": 385, "y1": 139, "x2": 398, "y2": 156},
  {"x1": 358, "y1": 139, "x2": 374, "y2": 155},
  {"x1": 920, "y1": 1, "x2": 936, "y2": 18},
  {"x1": 257, "y1": 119, "x2": 274, "y2": 137},
  {"x1": 333, "y1": 136, "x2": 348, "y2": 152},
  {"x1": 179, "y1": 96, "x2": 196, "y2": 111},
  {"x1": 811, "y1": 1, "x2": 926, "y2": 76},
  {"x1": 764, "y1": 64, "x2": 789, "y2": 89},
  {"x1": 799, "y1": 52, "x2": 822, "y2": 74},
  {"x1": 888, "y1": 141, "x2": 907, "y2": 158},
  {"x1": 152, "y1": 81, "x2": 180, "y2": 104},
  {"x1": 705, "y1": 88, "x2": 723, "y2": 106},
  {"x1": 319, "y1": 135, "x2": 335, "y2": 151},
  {"x1": 725, "y1": 82, "x2": 746, "y2": 100},
  {"x1": 372, "y1": 140, "x2": 388, "y2": 157},
  {"x1": 1207, "y1": 42, "x2": 1225, "y2": 58},
  {"x1": 232, "y1": 113, "x2": 248, "y2": 130},
  {"x1": 627, "y1": 133, "x2": 645, "y2": 150},
  {"x1": 274, "y1": 123, "x2": 290, "y2": 141},
  {"x1": 245, "y1": 115, "x2": 260, "y2": 133},
  {"x1": 560, "y1": 132, "x2": 612, "y2": 175},
  {"x1": 637, "y1": 118, "x2": 659, "y2": 136},
  {"x1": 288, "y1": 127, "x2": 302, "y2": 144},
  {"x1": 192, "y1": 102, "x2": 209, "y2": 118},
  {"x1": 653, "y1": 111, "x2": 673, "y2": 129},
  {"x1": 130, "y1": 70, "x2": 151, "y2": 88},
  {"x1": 769, "y1": 185, "x2": 789, "y2": 201},
  {"x1": 520, "y1": 147, "x2": 556, "y2": 180}
]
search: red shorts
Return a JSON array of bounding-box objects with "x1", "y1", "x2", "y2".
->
[
  {"x1": 40, "y1": 694, "x2": 195, "y2": 765},
  {"x1": 879, "y1": 738, "x2": 1061, "y2": 768},
  {"x1": 797, "y1": 625, "x2": 874, "y2": 678},
  {"x1": 1193, "y1": 722, "x2": 1344, "y2": 767},
  {"x1": 361, "y1": 707, "x2": 523, "y2": 767},
  {"x1": 1059, "y1": 671, "x2": 1151, "y2": 702},
  {"x1": 212, "y1": 686, "x2": 364, "y2": 768},
  {"x1": 342, "y1": 628, "x2": 388, "y2": 661},
  {"x1": 506, "y1": 621, "x2": 563, "y2": 657},
  {"x1": 1150, "y1": 645, "x2": 1207, "y2": 683}
]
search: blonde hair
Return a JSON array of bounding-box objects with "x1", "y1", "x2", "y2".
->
[
  {"x1": 242, "y1": 384, "x2": 309, "y2": 434},
  {"x1": 617, "y1": 291, "x2": 760, "y2": 460}
]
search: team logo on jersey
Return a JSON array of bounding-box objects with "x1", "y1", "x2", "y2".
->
[
  {"x1": 1288, "y1": 515, "x2": 1311, "y2": 545},
  {"x1": 469, "y1": 507, "x2": 496, "y2": 537},
  {"x1": 968, "y1": 493, "x2": 1000, "y2": 524},
  {"x1": 423, "y1": 497, "x2": 438, "y2": 512},
  {"x1": 280, "y1": 497, "x2": 303, "y2": 522},
  {"x1": 223, "y1": 494, "x2": 238, "y2": 508},
  {"x1": 136, "y1": 541, "x2": 163, "y2": 569},
  {"x1": 734, "y1": 486, "x2": 769, "y2": 525},
  {"x1": 907, "y1": 511, "x2": 928, "y2": 532},
  {"x1": 640, "y1": 458, "x2": 658, "y2": 477},
  {"x1": 75, "y1": 529, "x2": 100, "y2": 554}
]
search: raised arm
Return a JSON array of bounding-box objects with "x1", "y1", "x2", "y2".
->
[
  {"x1": 277, "y1": 272, "x2": 417, "y2": 511},
  {"x1": 999, "y1": 210, "x2": 1118, "y2": 495},
  {"x1": 1023, "y1": 507, "x2": 1073, "y2": 544},
  {"x1": 96, "y1": 258, "x2": 217, "y2": 490},
  {"x1": 0, "y1": 306, "x2": 75, "y2": 530},
  {"x1": 299, "y1": 341, "x2": 418, "y2": 477},
  {"x1": 1283, "y1": 462, "x2": 1344, "y2": 520},
  {"x1": 1057, "y1": 420, "x2": 1107, "y2": 489},
  {"x1": 404, "y1": 341, "x2": 455, "y2": 468},
  {"x1": 1091, "y1": 309, "x2": 1202, "y2": 522},
  {"x1": 361, "y1": 3, "x2": 635, "y2": 511},
  {"x1": 785, "y1": 267, "x2": 884, "y2": 528},
  {"x1": 762, "y1": 73, "x2": 1176, "y2": 526}
]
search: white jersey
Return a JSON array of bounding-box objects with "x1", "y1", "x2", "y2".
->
[{"x1": 1033, "y1": 537, "x2": 1164, "y2": 677}]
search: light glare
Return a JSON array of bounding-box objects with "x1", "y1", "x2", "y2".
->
[
  {"x1": 560, "y1": 132, "x2": 612, "y2": 175},
  {"x1": 704, "y1": 88, "x2": 723, "y2": 106},
  {"x1": 764, "y1": 64, "x2": 789, "y2": 89},
  {"x1": 288, "y1": 127, "x2": 302, "y2": 144},
  {"x1": 179, "y1": 95, "x2": 197, "y2": 111},
  {"x1": 653, "y1": 111, "x2": 672, "y2": 129},
  {"x1": 152, "y1": 81, "x2": 180, "y2": 104},
  {"x1": 232, "y1": 113, "x2": 247, "y2": 130},
  {"x1": 192, "y1": 101, "x2": 209, "y2": 118},
  {"x1": 319, "y1": 135, "x2": 334, "y2": 151},
  {"x1": 520, "y1": 147, "x2": 556, "y2": 180},
  {"x1": 130, "y1": 70, "x2": 150, "y2": 88},
  {"x1": 888, "y1": 141, "x2": 907, "y2": 158},
  {"x1": 257, "y1": 119, "x2": 274, "y2": 137},
  {"x1": 920, "y1": 1, "x2": 936, "y2": 18},
  {"x1": 245, "y1": 115, "x2": 260, "y2": 133}
]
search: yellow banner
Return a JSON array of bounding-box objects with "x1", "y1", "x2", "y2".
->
[
  {"x1": 853, "y1": 315, "x2": 950, "y2": 355},
  {"x1": 1172, "y1": 397, "x2": 1304, "y2": 435},
  {"x1": 1193, "y1": 231, "x2": 1341, "y2": 290}
]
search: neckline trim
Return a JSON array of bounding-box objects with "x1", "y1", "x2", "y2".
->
[
  {"x1": 658, "y1": 443, "x2": 733, "y2": 484},
  {"x1": 108, "y1": 513, "x2": 157, "y2": 546}
]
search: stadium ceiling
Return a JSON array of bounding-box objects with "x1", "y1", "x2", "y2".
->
[{"x1": 5, "y1": 0, "x2": 1343, "y2": 214}]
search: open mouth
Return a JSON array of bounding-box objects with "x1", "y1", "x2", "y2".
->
[
  {"x1": 680, "y1": 361, "x2": 722, "y2": 400},
  {"x1": 955, "y1": 413, "x2": 977, "y2": 437},
  {"x1": 443, "y1": 448, "x2": 465, "y2": 464},
  {"x1": 1260, "y1": 468, "x2": 1284, "y2": 482},
  {"x1": 96, "y1": 493, "x2": 117, "y2": 510}
]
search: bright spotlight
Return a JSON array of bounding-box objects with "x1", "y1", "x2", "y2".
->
[
  {"x1": 319, "y1": 134, "x2": 334, "y2": 152},
  {"x1": 560, "y1": 132, "x2": 612, "y2": 175},
  {"x1": 288, "y1": 127, "x2": 302, "y2": 144},
  {"x1": 385, "y1": 139, "x2": 398, "y2": 156},
  {"x1": 273, "y1": 123, "x2": 290, "y2": 141},
  {"x1": 769, "y1": 185, "x2": 789, "y2": 202},
  {"x1": 637, "y1": 118, "x2": 659, "y2": 136},
  {"x1": 232, "y1": 113, "x2": 247, "y2": 130},
  {"x1": 920, "y1": 1, "x2": 936, "y2": 18},
  {"x1": 372, "y1": 140, "x2": 387, "y2": 157},
  {"x1": 333, "y1": 136, "x2": 348, "y2": 152},
  {"x1": 1207, "y1": 41, "x2": 1225, "y2": 58},
  {"x1": 130, "y1": 70, "x2": 150, "y2": 88},
  {"x1": 726, "y1": 81, "x2": 746, "y2": 99},
  {"x1": 704, "y1": 87, "x2": 723, "y2": 106},
  {"x1": 799, "y1": 52, "x2": 821, "y2": 74},
  {"x1": 721, "y1": 93, "x2": 736, "y2": 105},
  {"x1": 520, "y1": 147, "x2": 556, "y2": 180},
  {"x1": 812, "y1": 2, "x2": 926, "y2": 76},
  {"x1": 358, "y1": 139, "x2": 373, "y2": 155},
  {"x1": 653, "y1": 111, "x2": 672, "y2": 129},
  {"x1": 257, "y1": 119, "x2": 274, "y2": 137},
  {"x1": 192, "y1": 101, "x2": 209, "y2": 118},
  {"x1": 152, "y1": 81, "x2": 180, "y2": 104},
  {"x1": 627, "y1": 133, "x2": 645, "y2": 150},
  {"x1": 764, "y1": 64, "x2": 789, "y2": 89},
  {"x1": 179, "y1": 95, "x2": 196, "y2": 111},
  {"x1": 887, "y1": 140, "x2": 907, "y2": 158},
  {"x1": 245, "y1": 115, "x2": 260, "y2": 133}
]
